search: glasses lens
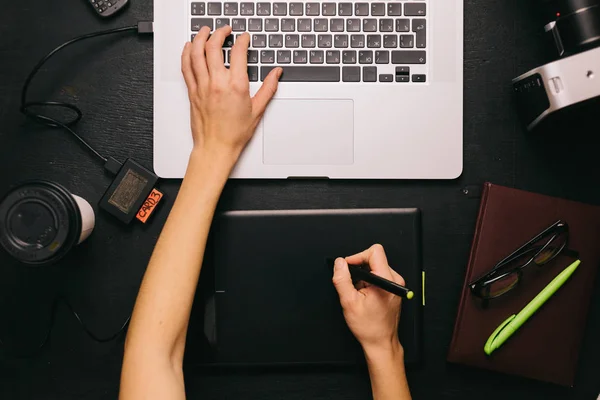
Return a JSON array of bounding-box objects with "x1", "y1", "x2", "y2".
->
[
  {"x1": 485, "y1": 272, "x2": 520, "y2": 298},
  {"x1": 533, "y1": 230, "x2": 567, "y2": 265}
]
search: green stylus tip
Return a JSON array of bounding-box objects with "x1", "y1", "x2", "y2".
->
[{"x1": 407, "y1": 291, "x2": 414, "y2": 300}]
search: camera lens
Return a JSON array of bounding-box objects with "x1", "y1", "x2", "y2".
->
[{"x1": 542, "y1": 0, "x2": 600, "y2": 55}]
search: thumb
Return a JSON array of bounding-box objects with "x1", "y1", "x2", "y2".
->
[
  {"x1": 332, "y1": 258, "x2": 357, "y2": 306},
  {"x1": 252, "y1": 67, "x2": 282, "y2": 117}
]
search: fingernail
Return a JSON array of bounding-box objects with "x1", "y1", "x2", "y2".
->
[
  {"x1": 277, "y1": 68, "x2": 283, "y2": 78},
  {"x1": 334, "y1": 258, "x2": 344, "y2": 270}
]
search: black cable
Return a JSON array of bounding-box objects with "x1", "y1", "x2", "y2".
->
[
  {"x1": 0, "y1": 296, "x2": 130, "y2": 359},
  {"x1": 20, "y1": 25, "x2": 138, "y2": 164}
]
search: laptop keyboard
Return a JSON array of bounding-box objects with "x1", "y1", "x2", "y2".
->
[{"x1": 190, "y1": 1, "x2": 428, "y2": 83}]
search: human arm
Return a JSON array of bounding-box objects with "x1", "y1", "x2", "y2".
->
[
  {"x1": 119, "y1": 26, "x2": 282, "y2": 400},
  {"x1": 332, "y1": 244, "x2": 412, "y2": 400}
]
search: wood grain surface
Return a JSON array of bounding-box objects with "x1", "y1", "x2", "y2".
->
[{"x1": 1, "y1": 0, "x2": 599, "y2": 399}]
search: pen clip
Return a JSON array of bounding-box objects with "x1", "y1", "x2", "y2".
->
[{"x1": 484, "y1": 314, "x2": 516, "y2": 356}]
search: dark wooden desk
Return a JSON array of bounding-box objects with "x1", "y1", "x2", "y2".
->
[{"x1": 1, "y1": 0, "x2": 599, "y2": 399}]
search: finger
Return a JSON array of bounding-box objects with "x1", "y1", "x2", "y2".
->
[
  {"x1": 332, "y1": 258, "x2": 359, "y2": 306},
  {"x1": 205, "y1": 26, "x2": 232, "y2": 75},
  {"x1": 390, "y1": 269, "x2": 406, "y2": 287},
  {"x1": 345, "y1": 244, "x2": 393, "y2": 280},
  {"x1": 181, "y1": 42, "x2": 197, "y2": 92},
  {"x1": 251, "y1": 67, "x2": 283, "y2": 117},
  {"x1": 230, "y1": 32, "x2": 250, "y2": 79},
  {"x1": 190, "y1": 26, "x2": 211, "y2": 88}
]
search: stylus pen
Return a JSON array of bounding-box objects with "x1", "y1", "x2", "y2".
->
[{"x1": 349, "y1": 265, "x2": 414, "y2": 300}]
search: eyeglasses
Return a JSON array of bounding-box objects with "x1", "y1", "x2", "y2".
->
[{"x1": 469, "y1": 220, "x2": 579, "y2": 300}]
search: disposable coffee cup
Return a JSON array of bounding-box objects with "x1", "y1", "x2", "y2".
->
[{"x1": 0, "y1": 180, "x2": 95, "y2": 265}]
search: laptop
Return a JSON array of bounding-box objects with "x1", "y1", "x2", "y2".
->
[
  {"x1": 154, "y1": 1, "x2": 463, "y2": 179},
  {"x1": 194, "y1": 209, "x2": 423, "y2": 366}
]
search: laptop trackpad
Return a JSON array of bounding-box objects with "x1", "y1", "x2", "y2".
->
[{"x1": 263, "y1": 99, "x2": 354, "y2": 165}]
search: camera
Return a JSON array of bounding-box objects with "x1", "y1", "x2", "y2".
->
[{"x1": 513, "y1": 0, "x2": 600, "y2": 131}]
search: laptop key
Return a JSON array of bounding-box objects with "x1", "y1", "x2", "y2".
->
[
  {"x1": 375, "y1": 50, "x2": 389, "y2": 64},
  {"x1": 310, "y1": 50, "x2": 324, "y2": 64},
  {"x1": 363, "y1": 19, "x2": 377, "y2": 33},
  {"x1": 191, "y1": 2, "x2": 206, "y2": 15},
  {"x1": 286, "y1": 34, "x2": 300, "y2": 48},
  {"x1": 339, "y1": 3, "x2": 353, "y2": 16},
  {"x1": 330, "y1": 19, "x2": 344, "y2": 32},
  {"x1": 396, "y1": 19, "x2": 410, "y2": 32},
  {"x1": 207, "y1": 2, "x2": 221, "y2": 15},
  {"x1": 269, "y1": 34, "x2": 284, "y2": 47},
  {"x1": 261, "y1": 66, "x2": 340, "y2": 82},
  {"x1": 342, "y1": 66, "x2": 360, "y2": 82},
  {"x1": 232, "y1": 18, "x2": 246, "y2": 31},
  {"x1": 265, "y1": 18, "x2": 279, "y2": 32},
  {"x1": 293, "y1": 50, "x2": 308, "y2": 63},
  {"x1": 224, "y1": 3, "x2": 238, "y2": 16},
  {"x1": 371, "y1": 3, "x2": 385, "y2": 16},
  {"x1": 367, "y1": 34, "x2": 381, "y2": 48},
  {"x1": 223, "y1": 34, "x2": 235, "y2": 47},
  {"x1": 314, "y1": 19, "x2": 328, "y2": 32},
  {"x1": 355, "y1": 3, "x2": 369, "y2": 16},
  {"x1": 412, "y1": 74, "x2": 426, "y2": 82},
  {"x1": 383, "y1": 35, "x2": 397, "y2": 48},
  {"x1": 216, "y1": 18, "x2": 230, "y2": 29},
  {"x1": 391, "y1": 50, "x2": 426, "y2": 64},
  {"x1": 342, "y1": 50, "x2": 357, "y2": 64},
  {"x1": 379, "y1": 74, "x2": 393, "y2": 82},
  {"x1": 282, "y1": 19, "x2": 295, "y2": 32},
  {"x1": 363, "y1": 66, "x2": 377, "y2": 82},
  {"x1": 395, "y1": 66, "x2": 410, "y2": 82},
  {"x1": 359, "y1": 50, "x2": 373, "y2": 64},
  {"x1": 257, "y1": 2, "x2": 270, "y2": 15},
  {"x1": 318, "y1": 34, "x2": 333, "y2": 48},
  {"x1": 290, "y1": 2, "x2": 303, "y2": 16},
  {"x1": 252, "y1": 34, "x2": 267, "y2": 47},
  {"x1": 248, "y1": 18, "x2": 262, "y2": 31},
  {"x1": 388, "y1": 3, "x2": 402, "y2": 16},
  {"x1": 247, "y1": 66, "x2": 259, "y2": 81},
  {"x1": 240, "y1": 3, "x2": 254, "y2": 15},
  {"x1": 277, "y1": 50, "x2": 292, "y2": 63},
  {"x1": 301, "y1": 34, "x2": 316, "y2": 48},
  {"x1": 261, "y1": 50, "x2": 275, "y2": 63},
  {"x1": 326, "y1": 50, "x2": 340, "y2": 64},
  {"x1": 273, "y1": 2, "x2": 287, "y2": 16},
  {"x1": 247, "y1": 50, "x2": 259, "y2": 63},
  {"x1": 380, "y1": 19, "x2": 394, "y2": 32},
  {"x1": 400, "y1": 34, "x2": 414, "y2": 48},
  {"x1": 404, "y1": 3, "x2": 426, "y2": 16},
  {"x1": 306, "y1": 2, "x2": 320, "y2": 16},
  {"x1": 334, "y1": 34, "x2": 349, "y2": 48},
  {"x1": 351, "y1": 35, "x2": 365, "y2": 48},
  {"x1": 347, "y1": 19, "x2": 361, "y2": 32},
  {"x1": 322, "y1": 3, "x2": 336, "y2": 16},
  {"x1": 413, "y1": 19, "x2": 426, "y2": 48},
  {"x1": 191, "y1": 18, "x2": 213, "y2": 31},
  {"x1": 298, "y1": 19, "x2": 312, "y2": 32}
]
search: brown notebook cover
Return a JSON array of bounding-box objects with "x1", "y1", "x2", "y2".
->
[{"x1": 447, "y1": 183, "x2": 600, "y2": 387}]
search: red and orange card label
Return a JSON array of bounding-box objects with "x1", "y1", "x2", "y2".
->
[{"x1": 136, "y1": 188, "x2": 164, "y2": 223}]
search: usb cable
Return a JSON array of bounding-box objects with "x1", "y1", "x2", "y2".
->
[{"x1": 20, "y1": 21, "x2": 153, "y2": 175}]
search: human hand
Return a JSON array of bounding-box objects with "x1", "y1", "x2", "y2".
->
[
  {"x1": 181, "y1": 26, "x2": 282, "y2": 161},
  {"x1": 332, "y1": 244, "x2": 405, "y2": 354}
]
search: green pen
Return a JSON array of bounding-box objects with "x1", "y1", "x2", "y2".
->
[{"x1": 484, "y1": 260, "x2": 581, "y2": 356}]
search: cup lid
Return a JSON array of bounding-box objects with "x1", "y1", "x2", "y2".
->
[{"x1": 0, "y1": 180, "x2": 82, "y2": 265}]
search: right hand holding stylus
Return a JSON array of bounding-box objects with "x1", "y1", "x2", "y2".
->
[{"x1": 332, "y1": 244, "x2": 405, "y2": 353}]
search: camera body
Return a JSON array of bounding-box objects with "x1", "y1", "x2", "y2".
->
[{"x1": 513, "y1": 0, "x2": 600, "y2": 131}]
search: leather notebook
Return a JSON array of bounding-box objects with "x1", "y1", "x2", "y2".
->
[{"x1": 447, "y1": 183, "x2": 600, "y2": 386}]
